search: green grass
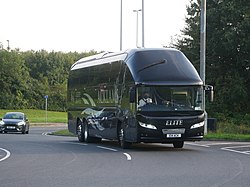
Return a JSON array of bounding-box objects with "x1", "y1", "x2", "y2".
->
[
  {"x1": 205, "y1": 133, "x2": 250, "y2": 141},
  {"x1": 0, "y1": 109, "x2": 67, "y2": 123},
  {"x1": 50, "y1": 129, "x2": 76, "y2": 136}
]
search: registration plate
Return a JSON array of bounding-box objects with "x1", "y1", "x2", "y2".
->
[
  {"x1": 7, "y1": 126, "x2": 15, "y2": 129},
  {"x1": 166, "y1": 134, "x2": 181, "y2": 138}
]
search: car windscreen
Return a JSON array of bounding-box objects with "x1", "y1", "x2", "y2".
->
[{"x1": 3, "y1": 113, "x2": 24, "y2": 120}]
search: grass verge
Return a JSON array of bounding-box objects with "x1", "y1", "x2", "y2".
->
[
  {"x1": 0, "y1": 109, "x2": 67, "y2": 123},
  {"x1": 204, "y1": 133, "x2": 250, "y2": 141},
  {"x1": 50, "y1": 129, "x2": 76, "y2": 137}
]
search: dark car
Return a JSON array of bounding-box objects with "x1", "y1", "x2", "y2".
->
[{"x1": 0, "y1": 112, "x2": 29, "y2": 134}]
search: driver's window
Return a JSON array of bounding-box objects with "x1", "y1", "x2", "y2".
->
[{"x1": 137, "y1": 88, "x2": 153, "y2": 108}]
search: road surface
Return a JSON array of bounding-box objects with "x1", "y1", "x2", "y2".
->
[{"x1": 0, "y1": 126, "x2": 249, "y2": 187}]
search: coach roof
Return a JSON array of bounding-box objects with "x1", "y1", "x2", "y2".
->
[{"x1": 70, "y1": 48, "x2": 203, "y2": 85}]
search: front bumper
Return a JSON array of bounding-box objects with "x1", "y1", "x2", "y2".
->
[
  {"x1": 138, "y1": 126, "x2": 204, "y2": 143},
  {"x1": 1, "y1": 125, "x2": 25, "y2": 133}
]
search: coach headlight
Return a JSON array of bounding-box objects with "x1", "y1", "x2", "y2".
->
[
  {"x1": 139, "y1": 122, "x2": 157, "y2": 130},
  {"x1": 190, "y1": 121, "x2": 204, "y2": 129}
]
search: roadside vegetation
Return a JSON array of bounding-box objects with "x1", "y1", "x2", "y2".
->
[
  {"x1": 205, "y1": 133, "x2": 250, "y2": 141},
  {"x1": 205, "y1": 113, "x2": 250, "y2": 141},
  {"x1": 51, "y1": 129, "x2": 75, "y2": 137},
  {"x1": 0, "y1": 109, "x2": 67, "y2": 123}
]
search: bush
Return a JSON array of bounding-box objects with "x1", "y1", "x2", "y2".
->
[{"x1": 212, "y1": 113, "x2": 250, "y2": 134}]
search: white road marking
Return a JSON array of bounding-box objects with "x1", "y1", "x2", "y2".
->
[
  {"x1": 186, "y1": 142, "x2": 250, "y2": 148},
  {"x1": 185, "y1": 142, "x2": 210, "y2": 147},
  {"x1": 221, "y1": 145, "x2": 250, "y2": 155},
  {"x1": 123, "y1": 153, "x2": 132, "y2": 161},
  {"x1": 42, "y1": 132, "x2": 50, "y2": 136},
  {"x1": 204, "y1": 142, "x2": 233, "y2": 146},
  {"x1": 60, "y1": 142, "x2": 131, "y2": 160},
  {"x1": 60, "y1": 142, "x2": 88, "y2": 146},
  {"x1": 97, "y1": 146, "x2": 118, "y2": 152},
  {"x1": 0, "y1": 148, "x2": 11, "y2": 162},
  {"x1": 205, "y1": 142, "x2": 250, "y2": 146}
]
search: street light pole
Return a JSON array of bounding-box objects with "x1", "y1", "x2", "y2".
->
[
  {"x1": 200, "y1": 0, "x2": 206, "y2": 84},
  {"x1": 44, "y1": 95, "x2": 48, "y2": 124},
  {"x1": 142, "y1": 0, "x2": 145, "y2": 47},
  {"x1": 6, "y1": 40, "x2": 10, "y2": 51},
  {"x1": 200, "y1": 0, "x2": 207, "y2": 134},
  {"x1": 133, "y1": 9, "x2": 141, "y2": 48},
  {"x1": 120, "y1": 0, "x2": 123, "y2": 51}
]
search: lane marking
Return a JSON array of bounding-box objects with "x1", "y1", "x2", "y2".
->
[
  {"x1": 97, "y1": 146, "x2": 118, "y2": 152},
  {"x1": 185, "y1": 142, "x2": 210, "y2": 147},
  {"x1": 60, "y1": 142, "x2": 132, "y2": 161},
  {"x1": 0, "y1": 148, "x2": 11, "y2": 162},
  {"x1": 186, "y1": 142, "x2": 250, "y2": 148},
  {"x1": 60, "y1": 142, "x2": 88, "y2": 146},
  {"x1": 204, "y1": 142, "x2": 233, "y2": 146},
  {"x1": 123, "y1": 153, "x2": 132, "y2": 161},
  {"x1": 204, "y1": 142, "x2": 250, "y2": 146},
  {"x1": 42, "y1": 132, "x2": 50, "y2": 136},
  {"x1": 221, "y1": 145, "x2": 250, "y2": 155}
]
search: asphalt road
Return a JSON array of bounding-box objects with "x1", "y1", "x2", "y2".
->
[{"x1": 0, "y1": 126, "x2": 250, "y2": 187}]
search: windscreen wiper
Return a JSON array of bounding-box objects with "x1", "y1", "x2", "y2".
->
[{"x1": 138, "y1": 59, "x2": 167, "y2": 73}]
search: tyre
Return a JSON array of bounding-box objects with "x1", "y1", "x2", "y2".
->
[
  {"x1": 26, "y1": 126, "x2": 29, "y2": 134},
  {"x1": 22, "y1": 126, "x2": 26, "y2": 134},
  {"x1": 77, "y1": 121, "x2": 85, "y2": 142},
  {"x1": 84, "y1": 121, "x2": 90, "y2": 142},
  {"x1": 117, "y1": 125, "x2": 131, "y2": 149},
  {"x1": 83, "y1": 121, "x2": 101, "y2": 143},
  {"x1": 173, "y1": 141, "x2": 184, "y2": 148}
]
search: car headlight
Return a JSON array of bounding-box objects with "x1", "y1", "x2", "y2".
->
[
  {"x1": 17, "y1": 121, "x2": 25, "y2": 126},
  {"x1": 0, "y1": 121, "x2": 5, "y2": 126},
  {"x1": 139, "y1": 122, "x2": 157, "y2": 130},
  {"x1": 190, "y1": 121, "x2": 204, "y2": 129}
]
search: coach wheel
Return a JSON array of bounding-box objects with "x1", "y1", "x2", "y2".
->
[
  {"x1": 84, "y1": 121, "x2": 90, "y2": 142},
  {"x1": 173, "y1": 141, "x2": 184, "y2": 148},
  {"x1": 77, "y1": 121, "x2": 85, "y2": 142},
  {"x1": 84, "y1": 121, "x2": 94, "y2": 143},
  {"x1": 83, "y1": 121, "x2": 101, "y2": 143}
]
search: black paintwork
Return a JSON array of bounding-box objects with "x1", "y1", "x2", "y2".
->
[
  {"x1": 125, "y1": 48, "x2": 202, "y2": 85},
  {"x1": 67, "y1": 48, "x2": 205, "y2": 146}
]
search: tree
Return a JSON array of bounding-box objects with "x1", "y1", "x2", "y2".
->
[
  {"x1": 173, "y1": 0, "x2": 250, "y2": 114},
  {"x1": 0, "y1": 47, "x2": 98, "y2": 111},
  {"x1": 0, "y1": 49, "x2": 31, "y2": 109}
]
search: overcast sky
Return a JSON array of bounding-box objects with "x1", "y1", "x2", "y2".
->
[{"x1": 0, "y1": 0, "x2": 189, "y2": 52}]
